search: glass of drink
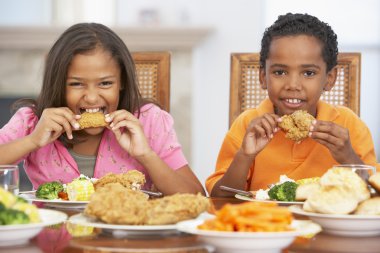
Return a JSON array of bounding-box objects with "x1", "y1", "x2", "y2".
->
[
  {"x1": 333, "y1": 164, "x2": 376, "y2": 181},
  {"x1": 0, "y1": 165, "x2": 19, "y2": 195}
]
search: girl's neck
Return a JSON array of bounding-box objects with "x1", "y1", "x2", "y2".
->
[{"x1": 72, "y1": 133, "x2": 103, "y2": 156}]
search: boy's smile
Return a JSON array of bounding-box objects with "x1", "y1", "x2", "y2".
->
[{"x1": 260, "y1": 35, "x2": 337, "y2": 117}]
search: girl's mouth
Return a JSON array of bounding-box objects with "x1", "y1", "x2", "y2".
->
[{"x1": 79, "y1": 107, "x2": 106, "y2": 114}]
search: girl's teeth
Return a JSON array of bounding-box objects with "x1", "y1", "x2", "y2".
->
[
  {"x1": 286, "y1": 99, "x2": 301, "y2": 104},
  {"x1": 85, "y1": 108, "x2": 101, "y2": 113}
]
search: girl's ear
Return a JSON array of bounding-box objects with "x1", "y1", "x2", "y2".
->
[
  {"x1": 323, "y1": 67, "x2": 337, "y2": 91},
  {"x1": 259, "y1": 68, "x2": 267, "y2": 90}
]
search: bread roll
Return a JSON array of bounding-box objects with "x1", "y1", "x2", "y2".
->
[
  {"x1": 320, "y1": 167, "x2": 370, "y2": 202},
  {"x1": 295, "y1": 182, "x2": 320, "y2": 201},
  {"x1": 303, "y1": 185, "x2": 358, "y2": 214},
  {"x1": 355, "y1": 197, "x2": 380, "y2": 215},
  {"x1": 369, "y1": 172, "x2": 380, "y2": 193}
]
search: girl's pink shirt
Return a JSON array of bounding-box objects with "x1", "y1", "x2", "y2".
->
[{"x1": 0, "y1": 104, "x2": 187, "y2": 189}]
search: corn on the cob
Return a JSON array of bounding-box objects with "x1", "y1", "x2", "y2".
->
[
  {"x1": 66, "y1": 222, "x2": 94, "y2": 237},
  {"x1": 12, "y1": 202, "x2": 41, "y2": 223},
  {"x1": 296, "y1": 177, "x2": 320, "y2": 185},
  {"x1": 66, "y1": 178, "x2": 94, "y2": 201}
]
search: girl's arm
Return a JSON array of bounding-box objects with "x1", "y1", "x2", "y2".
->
[
  {"x1": 0, "y1": 135, "x2": 39, "y2": 164},
  {"x1": 136, "y1": 151, "x2": 205, "y2": 195}
]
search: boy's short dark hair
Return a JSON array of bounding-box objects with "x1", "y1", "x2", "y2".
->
[{"x1": 260, "y1": 13, "x2": 338, "y2": 72}]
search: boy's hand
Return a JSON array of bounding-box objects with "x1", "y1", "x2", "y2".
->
[
  {"x1": 309, "y1": 120, "x2": 362, "y2": 164},
  {"x1": 30, "y1": 107, "x2": 80, "y2": 148},
  {"x1": 241, "y1": 113, "x2": 280, "y2": 156}
]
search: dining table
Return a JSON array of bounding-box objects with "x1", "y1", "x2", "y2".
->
[{"x1": 2, "y1": 197, "x2": 380, "y2": 253}]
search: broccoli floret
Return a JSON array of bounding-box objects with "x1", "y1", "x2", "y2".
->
[
  {"x1": 268, "y1": 184, "x2": 280, "y2": 200},
  {"x1": 275, "y1": 181, "x2": 298, "y2": 201},
  {"x1": 0, "y1": 209, "x2": 30, "y2": 225},
  {"x1": 0, "y1": 202, "x2": 5, "y2": 211},
  {"x1": 36, "y1": 181, "x2": 64, "y2": 200}
]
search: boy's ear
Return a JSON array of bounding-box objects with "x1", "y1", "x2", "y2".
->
[
  {"x1": 323, "y1": 67, "x2": 337, "y2": 91},
  {"x1": 259, "y1": 68, "x2": 267, "y2": 89}
]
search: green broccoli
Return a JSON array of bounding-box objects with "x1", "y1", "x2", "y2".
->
[
  {"x1": 0, "y1": 209, "x2": 30, "y2": 225},
  {"x1": 268, "y1": 184, "x2": 280, "y2": 200},
  {"x1": 0, "y1": 202, "x2": 5, "y2": 211},
  {"x1": 36, "y1": 181, "x2": 64, "y2": 200},
  {"x1": 268, "y1": 181, "x2": 298, "y2": 201},
  {"x1": 15, "y1": 196, "x2": 28, "y2": 204}
]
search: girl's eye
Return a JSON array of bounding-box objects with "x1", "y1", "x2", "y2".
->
[
  {"x1": 99, "y1": 81, "x2": 113, "y2": 87},
  {"x1": 67, "y1": 82, "x2": 82, "y2": 87},
  {"x1": 304, "y1": 70, "x2": 316, "y2": 77},
  {"x1": 273, "y1": 70, "x2": 286, "y2": 76}
]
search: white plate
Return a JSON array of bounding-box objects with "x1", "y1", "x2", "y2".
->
[
  {"x1": 235, "y1": 194, "x2": 304, "y2": 206},
  {"x1": 20, "y1": 193, "x2": 88, "y2": 209},
  {"x1": 68, "y1": 213, "x2": 179, "y2": 236},
  {"x1": 177, "y1": 218, "x2": 321, "y2": 253},
  {"x1": 289, "y1": 205, "x2": 380, "y2": 237},
  {"x1": 0, "y1": 209, "x2": 68, "y2": 247}
]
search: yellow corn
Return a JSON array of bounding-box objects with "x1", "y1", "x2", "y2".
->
[
  {"x1": 66, "y1": 222, "x2": 94, "y2": 237},
  {"x1": 12, "y1": 202, "x2": 41, "y2": 223},
  {"x1": 296, "y1": 177, "x2": 320, "y2": 185},
  {"x1": 0, "y1": 187, "x2": 16, "y2": 208},
  {"x1": 66, "y1": 179, "x2": 94, "y2": 201}
]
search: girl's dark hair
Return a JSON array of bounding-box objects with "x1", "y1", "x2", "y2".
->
[{"x1": 260, "y1": 13, "x2": 338, "y2": 72}]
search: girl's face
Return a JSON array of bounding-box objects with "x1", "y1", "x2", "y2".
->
[
  {"x1": 259, "y1": 35, "x2": 337, "y2": 117},
  {"x1": 66, "y1": 48, "x2": 121, "y2": 136}
]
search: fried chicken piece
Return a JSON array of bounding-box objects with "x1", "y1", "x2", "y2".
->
[
  {"x1": 93, "y1": 171, "x2": 146, "y2": 191},
  {"x1": 144, "y1": 193, "x2": 210, "y2": 225},
  {"x1": 78, "y1": 112, "x2": 108, "y2": 129},
  {"x1": 84, "y1": 183, "x2": 149, "y2": 225},
  {"x1": 278, "y1": 110, "x2": 315, "y2": 142}
]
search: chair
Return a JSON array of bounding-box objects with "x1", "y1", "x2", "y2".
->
[
  {"x1": 132, "y1": 52, "x2": 171, "y2": 112},
  {"x1": 229, "y1": 52, "x2": 361, "y2": 126}
]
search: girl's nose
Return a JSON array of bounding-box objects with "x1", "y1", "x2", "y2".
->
[{"x1": 84, "y1": 87, "x2": 100, "y2": 103}]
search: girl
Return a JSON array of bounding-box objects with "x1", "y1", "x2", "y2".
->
[
  {"x1": 0, "y1": 23, "x2": 205, "y2": 196},
  {"x1": 206, "y1": 13, "x2": 379, "y2": 196}
]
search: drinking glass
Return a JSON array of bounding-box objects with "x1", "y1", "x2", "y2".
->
[
  {"x1": 333, "y1": 164, "x2": 376, "y2": 181},
  {"x1": 0, "y1": 165, "x2": 19, "y2": 195}
]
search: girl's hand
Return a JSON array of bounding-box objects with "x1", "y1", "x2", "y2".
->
[
  {"x1": 30, "y1": 107, "x2": 80, "y2": 148},
  {"x1": 309, "y1": 120, "x2": 362, "y2": 164},
  {"x1": 241, "y1": 113, "x2": 280, "y2": 156},
  {"x1": 105, "y1": 110, "x2": 152, "y2": 158}
]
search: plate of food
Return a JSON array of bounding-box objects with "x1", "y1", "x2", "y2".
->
[
  {"x1": 234, "y1": 193, "x2": 304, "y2": 205},
  {"x1": 0, "y1": 187, "x2": 68, "y2": 246},
  {"x1": 20, "y1": 192, "x2": 89, "y2": 209},
  {"x1": 177, "y1": 202, "x2": 321, "y2": 253},
  {"x1": 289, "y1": 205, "x2": 380, "y2": 237}
]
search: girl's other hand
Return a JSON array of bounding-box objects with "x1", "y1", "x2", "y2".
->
[
  {"x1": 241, "y1": 113, "x2": 280, "y2": 156},
  {"x1": 105, "y1": 110, "x2": 152, "y2": 158},
  {"x1": 309, "y1": 120, "x2": 363, "y2": 164},
  {"x1": 30, "y1": 107, "x2": 80, "y2": 148}
]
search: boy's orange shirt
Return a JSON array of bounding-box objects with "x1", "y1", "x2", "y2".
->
[{"x1": 206, "y1": 99, "x2": 380, "y2": 193}]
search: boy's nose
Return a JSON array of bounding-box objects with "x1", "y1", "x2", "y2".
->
[{"x1": 286, "y1": 74, "x2": 302, "y2": 90}]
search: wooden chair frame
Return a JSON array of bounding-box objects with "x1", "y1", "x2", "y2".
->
[
  {"x1": 132, "y1": 51, "x2": 171, "y2": 112},
  {"x1": 229, "y1": 52, "x2": 361, "y2": 126}
]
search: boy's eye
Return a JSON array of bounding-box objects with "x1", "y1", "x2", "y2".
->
[
  {"x1": 273, "y1": 70, "x2": 286, "y2": 76},
  {"x1": 304, "y1": 70, "x2": 316, "y2": 77}
]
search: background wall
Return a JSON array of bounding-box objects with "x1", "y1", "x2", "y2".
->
[{"x1": 0, "y1": 0, "x2": 379, "y2": 190}]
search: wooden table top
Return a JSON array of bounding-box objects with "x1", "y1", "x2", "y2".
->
[{"x1": 2, "y1": 197, "x2": 380, "y2": 253}]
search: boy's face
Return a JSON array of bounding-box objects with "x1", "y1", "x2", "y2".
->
[
  {"x1": 65, "y1": 48, "x2": 121, "y2": 136},
  {"x1": 259, "y1": 35, "x2": 337, "y2": 117}
]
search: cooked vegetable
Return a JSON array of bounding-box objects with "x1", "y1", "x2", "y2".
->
[
  {"x1": 296, "y1": 177, "x2": 320, "y2": 185},
  {"x1": 0, "y1": 209, "x2": 30, "y2": 225},
  {"x1": 66, "y1": 178, "x2": 94, "y2": 201},
  {"x1": 36, "y1": 181, "x2": 64, "y2": 200},
  {"x1": 12, "y1": 202, "x2": 40, "y2": 223},
  {"x1": 0, "y1": 187, "x2": 16, "y2": 208},
  {"x1": 268, "y1": 181, "x2": 299, "y2": 201}
]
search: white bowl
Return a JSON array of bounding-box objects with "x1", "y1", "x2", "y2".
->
[
  {"x1": 177, "y1": 218, "x2": 321, "y2": 253},
  {"x1": 0, "y1": 209, "x2": 67, "y2": 247},
  {"x1": 289, "y1": 205, "x2": 380, "y2": 237}
]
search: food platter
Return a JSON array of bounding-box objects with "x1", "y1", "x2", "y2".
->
[
  {"x1": 235, "y1": 194, "x2": 304, "y2": 206},
  {"x1": 0, "y1": 209, "x2": 67, "y2": 246},
  {"x1": 177, "y1": 218, "x2": 321, "y2": 253},
  {"x1": 68, "y1": 213, "x2": 179, "y2": 236},
  {"x1": 20, "y1": 193, "x2": 88, "y2": 209},
  {"x1": 289, "y1": 205, "x2": 380, "y2": 237}
]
